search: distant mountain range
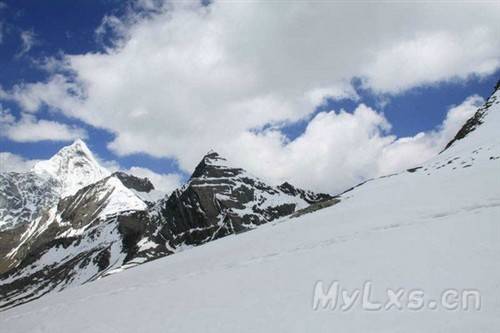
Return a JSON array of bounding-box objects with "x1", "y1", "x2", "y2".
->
[{"x1": 0, "y1": 139, "x2": 333, "y2": 309}]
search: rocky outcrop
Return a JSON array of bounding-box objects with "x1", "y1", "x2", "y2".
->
[
  {"x1": 112, "y1": 172, "x2": 155, "y2": 193},
  {"x1": 277, "y1": 182, "x2": 333, "y2": 204}
]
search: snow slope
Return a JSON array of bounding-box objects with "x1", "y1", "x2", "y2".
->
[{"x1": 0, "y1": 89, "x2": 499, "y2": 331}]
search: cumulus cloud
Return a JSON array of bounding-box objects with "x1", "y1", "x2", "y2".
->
[
  {"x1": 0, "y1": 106, "x2": 87, "y2": 142},
  {"x1": 219, "y1": 95, "x2": 485, "y2": 193},
  {"x1": 0, "y1": 1, "x2": 497, "y2": 192},
  {"x1": 0, "y1": 152, "x2": 38, "y2": 173}
]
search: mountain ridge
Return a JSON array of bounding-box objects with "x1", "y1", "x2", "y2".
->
[{"x1": 0, "y1": 142, "x2": 333, "y2": 309}]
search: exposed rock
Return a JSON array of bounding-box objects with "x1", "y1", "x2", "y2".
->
[
  {"x1": 155, "y1": 152, "x2": 332, "y2": 248},
  {"x1": 277, "y1": 181, "x2": 333, "y2": 204},
  {"x1": 112, "y1": 171, "x2": 154, "y2": 193},
  {"x1": 290, "y1": 197, "x2": 341, "y2": 218},
  {"x1": 443, "y1": 80, "x2": 499, "y2": 151}
]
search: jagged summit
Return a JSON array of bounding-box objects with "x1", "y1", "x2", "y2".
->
[{"x1": 32, "y1": 139, "x2": 110, "y2": 197}]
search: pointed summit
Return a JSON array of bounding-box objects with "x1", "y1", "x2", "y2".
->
[
  {"x1": 33, "y1": 139, "x2": 110, "y2": 197},
  {"x1": 190, "y1": 151, "x2": 243, "y2": 179}
]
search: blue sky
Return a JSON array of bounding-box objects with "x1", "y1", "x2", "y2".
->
[
  {"x1": 1, "y1": 1, "x2": 499, "y2": 193},
  {"x1": 0, "y1": 0, "x2": 183, "y2": 175}
]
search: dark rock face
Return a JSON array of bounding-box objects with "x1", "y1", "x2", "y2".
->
[
  {"x1": 155, "y1": 152, "x2": 332, "y2": 248},
  {"x1": 0, "y1": 225, "x2": 27, "y2": 274},
  {"x1": 277, "y1": 182, "x2": 333, "y2": 204},
  {"x1": 444, "y1": 80, "x2": 499, "y2": 151},
  {"x1": 112, "y1": 172, "x2": 155, "y2": 193}
]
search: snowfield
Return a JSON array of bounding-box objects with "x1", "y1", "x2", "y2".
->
[{"x1": 1, "y1": 91, "x2": 499, "y2": 332}]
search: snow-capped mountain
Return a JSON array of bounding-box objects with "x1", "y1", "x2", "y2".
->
[
  {"x1": 0, "y1": 140, "x2": 114, "y2": 276},
  {"x1": 32, "y1": 139, "x2": 110, "y2": 198},
  {"x1": 0, "y1": 143, "x2": 332, "y2": 309},
  {"x1": 0, "y1": 173, "x2": 168, "y2": 309},
  {"x1": 1, "y1": 82, "x2": 498, "y2": 332},
  {"x1": 0, "y1": 139, "x2": 168, "y2": 281}
]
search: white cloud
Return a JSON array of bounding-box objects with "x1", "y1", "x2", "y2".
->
[
  {"x1": 0, "y1": 106, "x2": 87, "y2": 143},
  {"x1": 362, "y1": 29, "x2": 500, "y2": 93},
  {"x1": 16, "y1": 29, "x2": 38, "y2": 57},
  {"x1": 0, "y1": 1, "x2": 497, "y2": 193},
  {"x1": 3, "y1": 75, "x2": 82, "y2": 113},
  {"x1": 219, "y1": 95, "x2": 484, "y2": 193},
  {"x1": 0, "y1": 152, "x2": 38, "y2": 173},
  {"x1": 220, "y1": 104, "x2": 394, "y2": 192}
]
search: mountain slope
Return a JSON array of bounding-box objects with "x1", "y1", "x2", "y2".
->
[
  {"x1": 444, "y1": 81, "x2": 500, "y2": 150},
  {"x1": 0, "y1": 175, "x2": 167, "y2": 309}
]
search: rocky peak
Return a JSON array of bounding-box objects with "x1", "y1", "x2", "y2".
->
[
  {"x1": 112, "y1": 172, "x2": 155, "y2": 193},
  {"x1": 190, "y1": 151, "x2": 244, "y2": 179},
  {"x1": 156, "y1": 152, "x2": 333, "y2": 248},
  {"x1": 32, "y1": 139, "x2": 109, "y2": 197}
]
